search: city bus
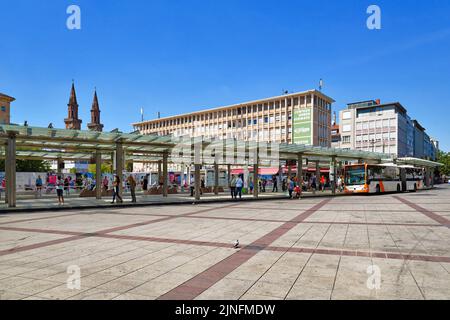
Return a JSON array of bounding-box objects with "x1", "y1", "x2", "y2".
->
[{"x1": 343, "y1": 163, "x2": 425, "y2": 194}]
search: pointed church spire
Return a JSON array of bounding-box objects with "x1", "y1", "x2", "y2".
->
[
  {"x1": 92, "y1": 89, "x2": 99, "y2": 110},
  {"x1": 64, "y1": 81, "x2": 82, "y2": 130},
  {"x1": 69, "y1": 81, "x2": 78, "y2": 106},
  {"x1": 87, "y1": 88, "x2": 104, "y2": 132}
]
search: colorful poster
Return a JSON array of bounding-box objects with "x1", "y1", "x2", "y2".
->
[{"x1": 293, "y1": 107, "x2": 312, "y2": 145}]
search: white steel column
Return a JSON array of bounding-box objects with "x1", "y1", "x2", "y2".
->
[
  {"x1": 95, "y1": 150, "x2": 102, "y2": 200},
  {"x1": 6, "y1": 132, "x2": 17, "y2": 207}
]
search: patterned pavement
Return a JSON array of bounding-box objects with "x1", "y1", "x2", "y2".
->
[{"x1": 0, "y1": 185, "x2": 449, "y2": 300}]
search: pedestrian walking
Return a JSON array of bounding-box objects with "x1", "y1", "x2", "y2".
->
[
  {"x1": 272, "y1": 175, "x2": 278, "y2": 192},
  {"x1": 102, "y1": 176, "x2": 109, "y2": 191},
  {"x1": 56, "y1": 176, "x2": 65, "y2": 205},
  {"x1": 111, "y1": 175, "x2": 123, "y2": 203},
  {"x1": 320, "y1": 175, "x2": 326, "y2": 192},
  {"x1": 190, "y1": 178, "x2": 195, "y2": 197},
  {"x1": 36, "y1": 175, "x2": 43, "y2": 198},
  {"x1": 230, "y1": 175, "x2": 237, "y2": 199},
  {"x1": 287, "y1": 178, "x2": 295, "y2": 199},
  {"x1": 127, "y1": 175, "x2": 137, "y2": 203},
  {"x1": 64, "y1": 177, "x2": 70, "y2": 196},
  {"x1": 0, "y1": 178, "x2": 6, "y2": 200},
  {"x1": 311, "y1": 175, "x2": 317, "y2": 194},
  {"x1": 235, "y1": 176, "x2": 243, "y2": 199},
  {"x1": 337, "y1": 176, "x2": 343, "y2": 192},
  {"x1": 142, "y1": 175, "x2": 149, "y2": 191}
]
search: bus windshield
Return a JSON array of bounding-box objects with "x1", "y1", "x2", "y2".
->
[{"x1": 345, "y1": 166, "x2": 366, "y2": 186}]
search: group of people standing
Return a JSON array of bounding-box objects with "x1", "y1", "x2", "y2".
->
[{"x1": 229, "y1": 175, "x2": 244, "y2": 199}]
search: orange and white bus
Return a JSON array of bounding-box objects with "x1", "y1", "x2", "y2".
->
[{"x1": 344, "y1": 163, "x2": 425, "y2": 194}]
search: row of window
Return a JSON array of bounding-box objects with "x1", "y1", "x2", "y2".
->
[
  {"x1": 139, "y1": 95, "x2": 331, "y2": 131},
  {"x1": 355, "y1": 118, "x2": 396, "y2": 130}
]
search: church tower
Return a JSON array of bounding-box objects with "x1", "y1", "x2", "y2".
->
[
  {"x1": 64, "y1": 82, "x2": 82, "y2": 130},
  {"x1": 87, "y1": 89, "x2": 104, "y2": 132}
]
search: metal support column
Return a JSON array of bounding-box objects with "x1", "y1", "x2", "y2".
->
[
  {"x1": 214, "y1": 163, "x2": 219, "y2": 195},
  {"x1": 194, "y1": 164, "x2": 201, "y2": 201},
  {"x1": 162, "y1": 153, "x2": 168, "y2": 197},
  {"x1": 253, "y1": 162, "x2": 259, "y2": 198},
  {"x1": 115, "y1": 141, "x2": 124, "y2": 198},
  {"x1": 331, "y1": 156, "x2": 337, "y2": 195},
  {"x1": 95, "y1": 150, "x2": 102, "y2": 200},
  {"x1": 6, "y1": 132, "x2": 17, "y2": 208},
  {"x1": 57, "y1": 158, "x2": 63, "y2": 175},
  {"x1": 287, "y1": 161, "x2": 292, "y2": 180},
  {"x1": 158, "y1": 160, "x2": 162, "y2": 185},
  {"x1": 297, "y1": 154, "x2": 303, "y2": 189}
]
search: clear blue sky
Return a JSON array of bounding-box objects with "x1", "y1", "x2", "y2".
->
[{"x1": 1, "y1": 0, "x2": 449, "y2": 151}]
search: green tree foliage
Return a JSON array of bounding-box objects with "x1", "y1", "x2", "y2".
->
[
  {"x1": 0, "y1": 159, "x2": 51, "y2": 172},
  {"x1": 437, "y1": 151, "x2": 450, "y2": 176},
  {"x1": 88, "y1": 163, "x2": 113, "y2": 175}
]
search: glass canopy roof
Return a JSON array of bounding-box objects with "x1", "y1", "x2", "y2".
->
[{"x1": 1, "y1": 124, "x2": 439, "y2": 167}]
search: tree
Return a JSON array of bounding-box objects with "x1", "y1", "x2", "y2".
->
[
  {"x1": 437, "y1": 151, "x2": 450, "y2": 176},
  {"x1": 0, "y1": 159, "x2": 51, "y2": 172},
  {"x1": 88, "y1": 163, "x2": 112, "y2": 175}
]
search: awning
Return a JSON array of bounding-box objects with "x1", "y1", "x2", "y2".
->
[{"x1": 231, "y1": 168, "x2": 279, "y2": 175}]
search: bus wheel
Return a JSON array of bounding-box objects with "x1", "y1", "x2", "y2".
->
[
  {"x1": 376, "y1": 185, "x2": 381, "y2": 194},
  {"x1": 397, "y1": 184, "x2": 401, "y2": 193}
]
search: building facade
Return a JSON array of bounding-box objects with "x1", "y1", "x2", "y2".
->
[
  {"x1": 133, "y1": 90, "x2": 334, "y2": 146},
  {"x1": 337, "y1": 99, "x2": 437, "y2": 160},
  {"x1": 0, "y1": 93, "x2": 15, "y2": 125}
]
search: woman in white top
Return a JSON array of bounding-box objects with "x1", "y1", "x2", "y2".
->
[{"x1": 56, "y1": 177, "x2": 65, "y2": 205}]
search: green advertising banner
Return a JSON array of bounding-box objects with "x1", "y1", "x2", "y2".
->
[{"x1": 293, "y1": 107, "x2": 312, "y2": 145}]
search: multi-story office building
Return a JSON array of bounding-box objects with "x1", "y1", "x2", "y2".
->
[
  {"x1": 132, "y1": 90, "x2": 334, "y2": 146},
  {"x1": 0, "y1": 92, "x2": 15, "y2": 125},
  {"x1": 338, "y1": 99, "x2": 437, "y2": 160},
  {"x1": 413, "y1": 120, "x2": 438, "y2": 160}
]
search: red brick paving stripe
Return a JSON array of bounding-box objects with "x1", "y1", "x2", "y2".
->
[
  {"x1": 2, "y1": 222, "x2": 450, "y2": 264},
  {"x1": 157, "y1": 199, "x2": 332, "y2": 300},
  {"x1": 0, "y1": 212, "x2": 82, "y2": 226},
  {"x1": 0, "y1": 226, "x2": 82, "y2": 236},
  {"x1": 88, "y1": 210, "x2": 444, "y2": 228},
  {"x1": 0, "y1": 204, "x2": 240, "y2": 257},
  {"x1": 394, "y1": 196, "x2": 450, "y2": 228},
  {"x1": 95, "y1": 203, "x2": 241, "y2": 234},
  {"x1": 0, "y1": 235, "x2": 85, "y2": 257}
]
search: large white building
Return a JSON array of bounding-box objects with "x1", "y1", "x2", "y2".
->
[{"x1": 337, "y1": 99, "x2": 437, "y2": 160}]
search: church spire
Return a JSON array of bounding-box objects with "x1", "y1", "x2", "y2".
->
[
  {"x1": 64, "y1": 81, "x2": 82, "y2": 130},
  {"x1": 69, "y1": 81, "x2": 78, "y2": 106},
  {"x1": 87, "y1": 88, "x2": 104, "y2": 132}
]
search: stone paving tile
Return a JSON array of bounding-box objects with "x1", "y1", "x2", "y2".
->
[{"x1": 0, "y1": 186, "x2": 449, "y2": 300}]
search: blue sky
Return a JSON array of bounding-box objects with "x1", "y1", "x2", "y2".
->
[{"x1": 1, "y1": 0, "x2": 449, "y2": 151}]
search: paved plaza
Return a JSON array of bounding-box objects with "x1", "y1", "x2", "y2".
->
[{"x1": 0, "y1": 185, "x2": 449, "y2": 300}]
